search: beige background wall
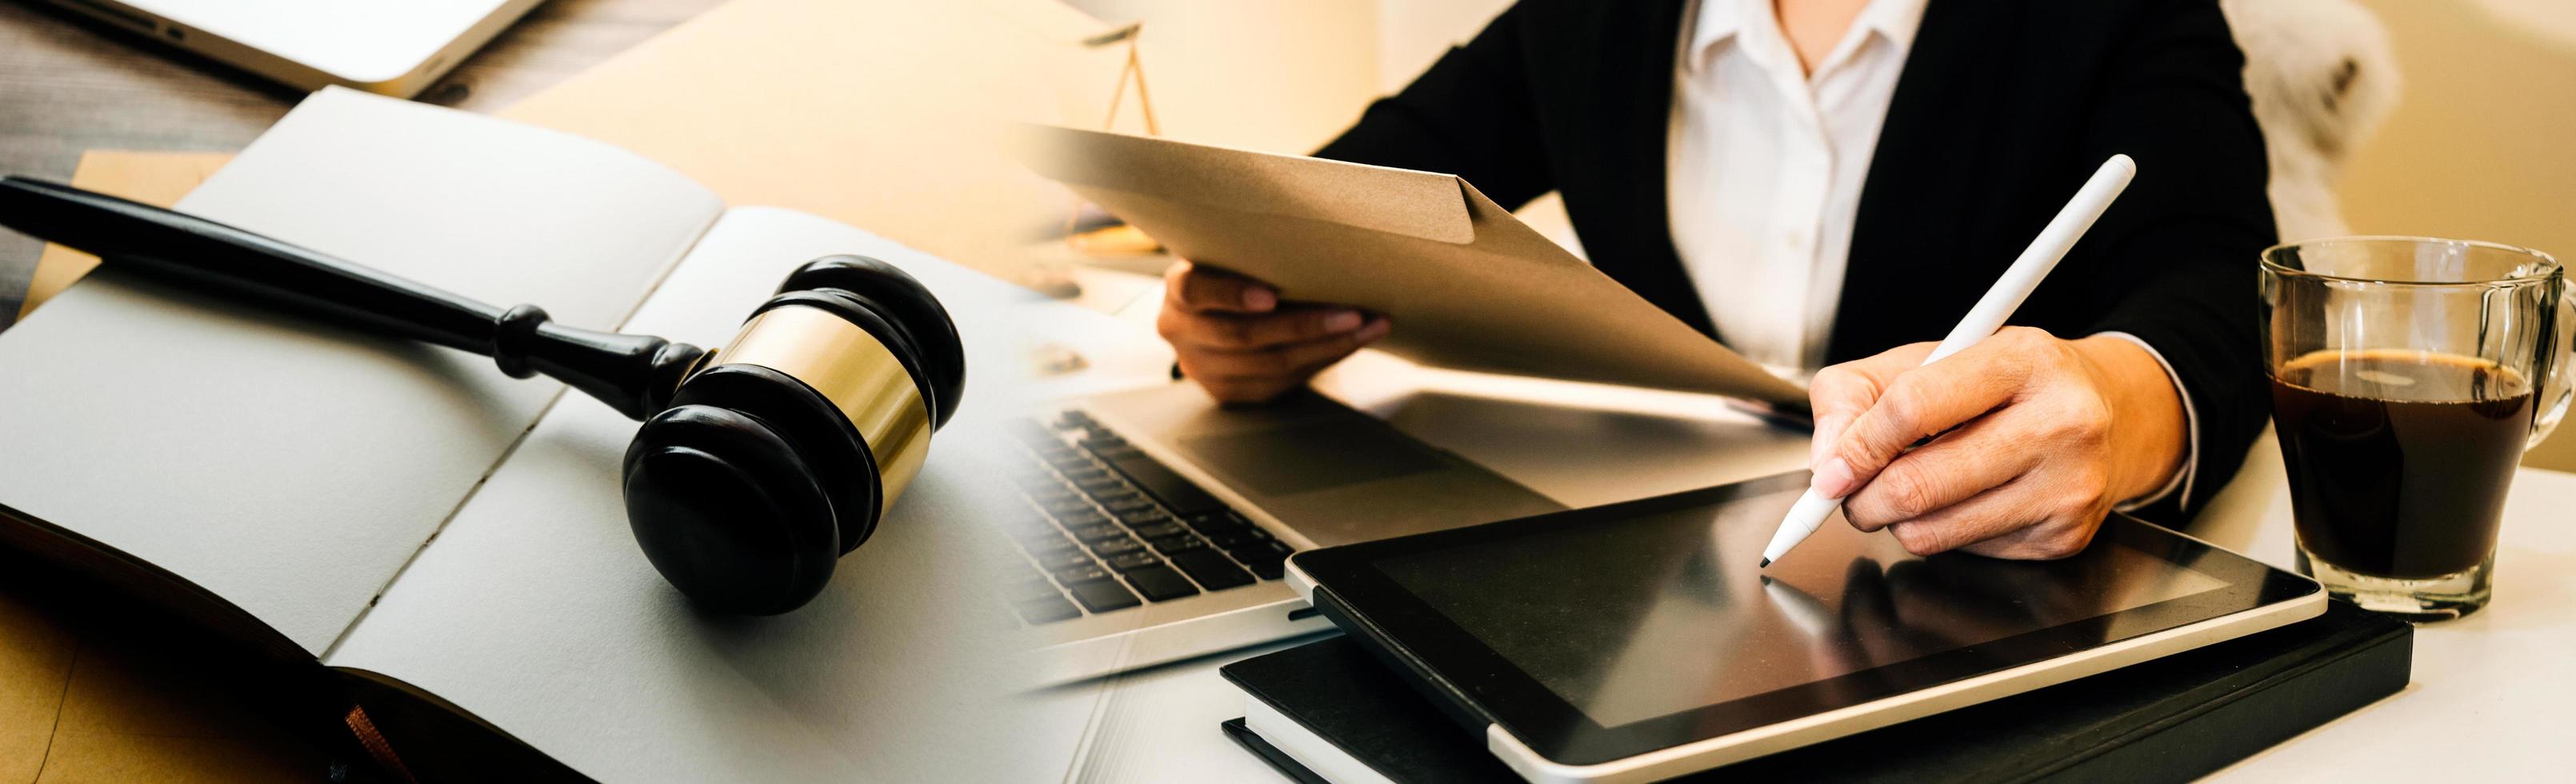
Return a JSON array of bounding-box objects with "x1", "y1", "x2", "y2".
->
[{"x1": 2343, "y1": 0, "x2": 2576, "y2": 470}]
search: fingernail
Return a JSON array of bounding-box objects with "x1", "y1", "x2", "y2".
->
[
  {"x1": 1355, "y1": 318, "x2": 1392, "y2": 342},
  {"x1": 1242, "y1": 286, "x2": 1278, "y2": 311},
  {"x1": 1322, "y1": 310, "x2": 1363, "y2": 332},
  {"x1": 1811, "y1": 457, "x2": 1858, "y2": 499}
]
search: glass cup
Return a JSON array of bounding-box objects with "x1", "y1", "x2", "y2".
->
[{"x1": 2260, "y1": 237, "x2": 2574, "y2": 620}]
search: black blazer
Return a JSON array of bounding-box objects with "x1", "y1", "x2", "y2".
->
[{"x1": 1314, "y1": 0, "x2": 2276, "y2": 522}]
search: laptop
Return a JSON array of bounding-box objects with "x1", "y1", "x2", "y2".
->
[
  {"x1": 39, "y1": 0, "x2": 544, "y2": 98},
  {"x1": 1000, "y1": 382, "x2": 1569, "y2": 685}
]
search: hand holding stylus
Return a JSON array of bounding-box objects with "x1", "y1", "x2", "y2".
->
[{"x1": 1762, "y1": 155, "x2": 2187, "y2": 566}]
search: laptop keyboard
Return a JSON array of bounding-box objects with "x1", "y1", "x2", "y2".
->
[{"x1": 1000, "y1": 410, "x2": 1291, "y2": 625}]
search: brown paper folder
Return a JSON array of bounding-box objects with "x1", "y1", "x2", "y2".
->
[{"x1": 1016, "y1": 126, "x2": 1808, "y2": 404}]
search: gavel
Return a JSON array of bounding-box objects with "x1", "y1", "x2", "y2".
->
[{"x1": 0, "y1": 176, "x2": 965, "y2": 615}]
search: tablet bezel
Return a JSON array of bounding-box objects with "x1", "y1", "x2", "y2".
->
[{"x1": 1289, "y1": 472, "x2": 2323, "y2": 770}]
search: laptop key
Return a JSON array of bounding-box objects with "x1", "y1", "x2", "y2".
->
[
  {"x1": 1053, "y1": 509, "x2": 1110, "y2": 528},
  {"x1": 1051, "y1": 563, "x2": 1111, "y2": 584},
  {"x1": 1200, "y1": 527, "x2": 1272, "y2": 549},
  {"x1": 1090, "y1": 537, "x2": 1146, "y2": 558},
  {"x1": 1146, "y1": 534, "x2": 1206, "y2": 554},
  {"x1": 1106, "y1": 551, "x2": 1162, "y2": 572},
  {"x1": 1130, "y1": 521, "x2": 1188, "y2": 539},
  {"x1": 1066, "y1": 578, "x2": 1142, "y2": 612},
  {"x1": 1014, "y1": 595, "x2": 1082, "y2": 624},
  {"x1": 1114, "y1": 506, "x2": 1173, "y2": 526},
  {"x1": 1168, "y1": 550, "x2": 1256, "y2": 590},
  {"x1": 1182, "y1": 511, "x2": 1252, "y2": 535},
  {"x1": 1097, "y1": 495, "x2": 1158, "y2": 514},
  {"x1": 1070, "y1": 474, "x2": 1127, "y2": 494},
  {"x1": 1123, "y1": 565, "x2": 1202, "y2": 602},
  {"x1": 1229, "y1": 541, "x2": 1292, "y2": 580},
  {"x1": 1068, "y1": 522, "x2": 1129, "y2": 542},
  {"x1": 1101, "y1": 454, "x2": 1224, "y2": 514},
  {"x1": 1242, "y1": 556, "x2": 1286, "y2": 581},
  {"x1": 1033, "y1": 550, "x2": 1094, "y2": 571}
]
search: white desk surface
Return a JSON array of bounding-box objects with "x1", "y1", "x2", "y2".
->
[{"x1": 1036, "y1": 269, "x2": 2576, "y2": 782}]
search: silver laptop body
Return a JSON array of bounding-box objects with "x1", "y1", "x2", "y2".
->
[
  {"x1": 42, "y1": 0, "x2": 544, "y2": 98},
  {"x1": 1006, "y1": 382, "x2": 1564, "y2": 686}
]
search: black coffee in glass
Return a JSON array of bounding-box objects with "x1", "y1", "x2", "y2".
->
[
  {"x1": 2270, "y1": 350, "x2": 2532, "y2": 579},
  {"x1": 2260, "y1": 237, "x2": 2574, "y2": 620}
]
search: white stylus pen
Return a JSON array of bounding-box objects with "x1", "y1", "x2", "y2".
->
[{"x1": 1758, "y1": 154, "x2": 2137, "y2": 568}]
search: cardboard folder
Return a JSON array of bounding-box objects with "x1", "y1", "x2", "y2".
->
[{"x1": 1015, "y1": 126, "x2": 1808, "y2": 404}]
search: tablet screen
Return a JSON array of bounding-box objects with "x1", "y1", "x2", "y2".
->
[{"x1": 1372, "y1": 479, "x2": 2226, "y2": 726}]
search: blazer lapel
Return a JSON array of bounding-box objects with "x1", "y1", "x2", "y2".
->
[
  {"x1": 1593, "y1": 0, "x2": 1719, "y2": 338},
  {"x1": 1826, "y1": 0, "x2": 2018, "y2": 364}
]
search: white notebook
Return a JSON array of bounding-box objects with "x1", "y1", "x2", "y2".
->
[{"x1": 0, "y1": 88, "x2": 1087, "y2": 781}]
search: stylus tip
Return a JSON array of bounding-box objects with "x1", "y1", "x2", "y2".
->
[{"x1": 1758, "y1": 558, "x2": 1772, "y2": 568}]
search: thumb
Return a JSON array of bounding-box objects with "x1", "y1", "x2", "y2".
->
[{"x1": 1806, "y1": 342, "x2": 1938, "y2": 467}]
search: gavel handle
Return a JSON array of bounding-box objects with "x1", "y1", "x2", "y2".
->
[{"x1": 0, "y1": 175, "x2": 700, "y2": 420}]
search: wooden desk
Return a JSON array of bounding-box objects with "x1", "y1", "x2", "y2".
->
[
  {"x1": 0, "y1": 0, "x2": 725, "y2": 326},
  {"x1": 0, "y1": 2, "x2": 719, "y2": 779}
]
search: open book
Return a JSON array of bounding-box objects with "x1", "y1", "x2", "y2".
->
[{"x1": 0, "y1": 89, "x2": 1086, "y2": 780}]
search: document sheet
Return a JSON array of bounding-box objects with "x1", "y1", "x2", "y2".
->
[{"x1": 1016, "y1": 127, "x2": 1810, "y2": 404}]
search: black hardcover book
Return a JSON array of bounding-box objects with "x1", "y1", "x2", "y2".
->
[{"x1": 1221, "y1": 599, "x2": 2410, "y2": 783}]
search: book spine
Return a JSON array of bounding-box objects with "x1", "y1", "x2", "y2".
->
[{"x1": 2035, "y1": 626, "x2": 2413, "y2": 782}]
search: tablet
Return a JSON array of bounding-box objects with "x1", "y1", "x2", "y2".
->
[{"x1": 1285, "y1": 472, "x2": 2323, "y2": 784}]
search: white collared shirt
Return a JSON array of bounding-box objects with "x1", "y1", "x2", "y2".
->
[{"x1": 1664, "y1": 0, "x2": 2195, "y2": 508}]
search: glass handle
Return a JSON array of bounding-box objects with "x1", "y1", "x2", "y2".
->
[{"x1": 2532, "y1": 292, "x2": 2576, "y2": 451}]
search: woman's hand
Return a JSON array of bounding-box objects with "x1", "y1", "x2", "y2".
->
[
  {"x1": 1158, "y1": 261, "x2": 1390, "y2": 403},
  {"x1": 1804, "y1": 327, "x2": 2187, "y2": 559}
]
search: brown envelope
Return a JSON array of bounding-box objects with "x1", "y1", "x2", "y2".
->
[{"x1": 1014, "y1": 126, "x2": 1808, "y2": 404}]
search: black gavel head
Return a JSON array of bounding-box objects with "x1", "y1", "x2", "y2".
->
[{"x1": 622, "y1": 255, "x2": 966, "y2": 615}]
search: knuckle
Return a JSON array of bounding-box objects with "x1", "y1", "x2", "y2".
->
[
  {"x1": 2001, "y1": 326, "x2": 2054, "y2": 347},
  {"x1": 2029, "y1": 529, "x2": 2093, "y2": 560},
  {"x1": 1844, "y1": 510, "x2": 1885, "y2": 533},
  {"x1": 1875, "y1": 382, "x2": 1924, "y2": 439},
  {"x1": 1258, "y1": 350, "x2": 1296, "y2": 378},
  {"x1": 1878, "y1": 469, "x2": 1940, "y2": 519},
  {"x1": 1218, "y1": 318, "x2": 1256, "y2": 346},
  {"x1": 1891, "y1": 522, "x2": 1946, "y2": 557},
  {"x1": 1302, "y1": 313, "x2": 1335, "y2": 339},
  {"x1": 2058, "y1": 470, "x2": 2114, "y2": 515},
  {"x1": 1810, "y1": 366, "x2": 1858, "y2": 395},
  {"x1": 2057, "y1": 394, "x2": 2114, "y2": 443}
]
